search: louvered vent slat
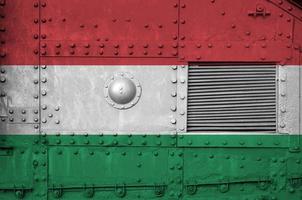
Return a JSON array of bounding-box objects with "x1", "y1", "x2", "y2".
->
[{"x1": 187, "y1": 65, "x2": 277, "y2": 132}]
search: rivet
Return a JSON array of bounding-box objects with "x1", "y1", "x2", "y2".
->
[
  {"x1": 41, "y1": 77, "x2": 47, "y2": 83},
  {"x1": 0, "y1": 77, "x2": 6, "y2": 83},
  {"x1": 33, "y1": 49, "x2": 39, "y2": 55},
  {"x1": 41, "y1": 50, "x2": 47, "y2": 56},
  {"x1": 171, "y1": 77, "x2": 177, "y2": 83},
  {"x1": 170, "y1": 105, "x2": 177, "y2": 112},
  {"x1": 34, "y1": 34, "x2": 39, "y2": 39}
]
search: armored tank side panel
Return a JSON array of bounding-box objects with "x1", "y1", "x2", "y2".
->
[{"x1": 0, "y1": 1, "x2": 302, "y2": 200}]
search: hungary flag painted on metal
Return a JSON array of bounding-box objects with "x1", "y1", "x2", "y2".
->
[{"x1": 1, "y1": 0, "x2": 302, "y2": 200}]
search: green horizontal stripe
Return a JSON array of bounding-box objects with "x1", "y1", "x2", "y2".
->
[{"x1": 0, "y1": 134, "x2": 301, "y2": 148}]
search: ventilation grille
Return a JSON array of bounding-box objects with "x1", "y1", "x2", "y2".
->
[{"x1": 187, "y1": 65, "x2": 277, "y2": 132}]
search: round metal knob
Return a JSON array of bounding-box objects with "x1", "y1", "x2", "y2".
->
[
  {"x1": 104, "y1": 72, "x2": 141, "y2": 109},
  {"x1": 108, "y1": 77, "x2": 136, "y2": 104}
]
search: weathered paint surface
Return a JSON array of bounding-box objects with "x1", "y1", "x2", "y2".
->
[
  {"x1": 1, "y1": 135, "x2": 302, "y2": 199},
  {"x1": 1, "y1": 0, "x2": 302, "y2": 199},
  {"x1": 0, "y1": 0, "x2": 301, "y2": 65}
]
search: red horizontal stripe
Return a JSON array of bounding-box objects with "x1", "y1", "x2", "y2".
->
[{"x1": 0, "y1": 0, "x2": 301, "y2": 65}]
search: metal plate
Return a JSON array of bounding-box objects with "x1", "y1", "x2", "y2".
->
[
  {"x1": 277, "y1": 65, "x2": 300, "y2": 134},
  {"x1": 40, "y1": 0, "x2": 178, "y2": 58},
  {"x1": 40, "y1": 65, "x2": 177, "y2": 133},
  {"x1": 0, "y1": 66, "x2": 39, "y2": 134}
]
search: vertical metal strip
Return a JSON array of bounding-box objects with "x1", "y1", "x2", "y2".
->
[
  {"x1": 176, "y1": 65, "x2": 188, "y2": 133},
  {"x1": 278, "y1": 65, "x2": 287, "y2": 133}
]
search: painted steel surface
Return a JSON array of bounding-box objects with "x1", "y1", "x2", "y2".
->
[
  {"x1": 0, "y1": 0, "x2": 301, "y2": 65},
  {"x1": 0, "y1": 0, "x2": 302, "y2": 200}
]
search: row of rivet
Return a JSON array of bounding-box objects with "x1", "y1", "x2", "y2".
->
[
  {"x1": 49, "y1": 139, "x2": 175, "y2": 146},
  {"x1": 278, "y1": 66, "x2": 287, "y2": 132},
  {"x1": 39, "y1": 43, "x2": 179, "y2": 57},
  {"x1": 176, "y1": 65, "x2": 187, "y2": 132},
  {"x1": 51, "y1": 184, "x2": 166, "y2": 199},
  {"x1": 40, "y1": 66, "x2": 61, "y2": 127},
  {"x1": 0, "y1": 1, "x2": 6, "y2": 58},
  {"x1": 0, "y1": 66, "x2": 6, "y2": 112},
  {"x1": 170, "y1": 66, "x2": 178, "y2": 127},
  {"x1": 269, "y1": 0, "x2": 302, "y2": 20}
]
